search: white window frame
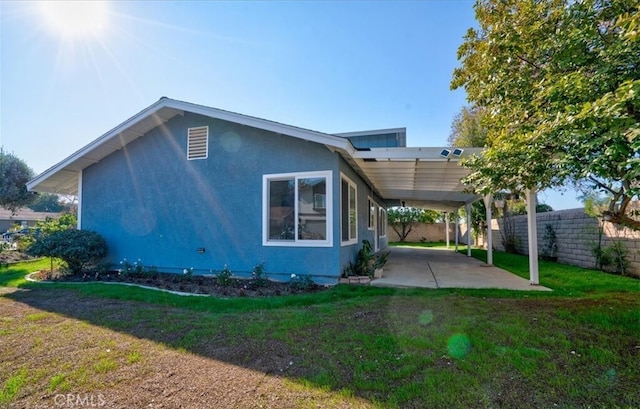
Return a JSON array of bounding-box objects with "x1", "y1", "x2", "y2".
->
[
  {"x1": 368, "y1": 197, "x2": 375, "y2": 230},
  {"x1": 340, "y1": 173, "x2": 358, "y2": 245},
  {"x1": 314, "y1": 193, "x2": 326, "y2": 209},
  {"x1": 187, "y1": 126, "x2": 209, "y2": 160},
  {"x1": 262, "y1": 170, "x2": 332, "y2": 247},
  {"x1": 379, "y1": 207, "x2": 387, "y2": 237}
]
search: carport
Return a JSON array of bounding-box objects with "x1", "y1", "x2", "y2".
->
[
  {"x1": 371, "y1": 246, "x2": 550, "y2": 291},
  {"x1": 348, "y1": 146, "x2": 542, "y2": 286}
]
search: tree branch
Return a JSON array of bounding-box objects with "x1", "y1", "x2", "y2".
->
[
  {"x1": 588, "y1": 176, "x2": 620, "y2": 197},
  {"x1": 515, "y1": 54, "x2": 542, "y2": 71}
]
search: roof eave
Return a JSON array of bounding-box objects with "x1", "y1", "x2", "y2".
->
[{"x1": 27, "y1": 98, "x2": 357, "y2": 194}]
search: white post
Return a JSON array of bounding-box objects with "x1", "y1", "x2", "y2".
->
[
  {"x1": 454, "y1": 209, "x2": 459, "y2": 252},
  {"x1": 483, "y1": 194, "x2": 493, "y2": 265},
  {"x1": 526, "y1": 187, "x2": 539, "y2": 285},
  {"x1": 445, "y1": 212, "x2": 450, "y2": 249},
  {"x1": 466, "y1": 202, "x2": 472, "y2": 257}
]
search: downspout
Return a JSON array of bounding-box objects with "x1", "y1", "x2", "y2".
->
[{"x1": 77, "y1": 170, "x2": 83, "y2": 230}]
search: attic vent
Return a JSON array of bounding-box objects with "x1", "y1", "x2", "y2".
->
[{"x1": 187, "y1": 126, "x2": 208, "y2": 160}]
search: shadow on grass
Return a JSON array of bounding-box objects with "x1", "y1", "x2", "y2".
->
[{"x1": 2, "y1": 257, "x2": 640, "y2": 407}]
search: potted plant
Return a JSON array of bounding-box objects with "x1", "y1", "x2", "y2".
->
[{"x1": 339, "y1": 240, "x2": 390, "y2": 283}]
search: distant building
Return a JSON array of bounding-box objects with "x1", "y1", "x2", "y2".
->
[{"x1": 0, "y1": 208, "x2": 62, "y2": 233}]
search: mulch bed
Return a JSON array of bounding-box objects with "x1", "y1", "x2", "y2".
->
[{"x1": 30, "y1": 269, "x2": 328, "y2": 297}]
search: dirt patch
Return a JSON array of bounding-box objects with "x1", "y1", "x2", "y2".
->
[
  {"x1": 0, "y1": 289, "x2": 373, "y2": 409},
  {"x1": 0, "y1": 250, "x2": 32, "y2": 264},
  {"x1": 30, "y1": 269, "x2": 328, "y2": 297}
]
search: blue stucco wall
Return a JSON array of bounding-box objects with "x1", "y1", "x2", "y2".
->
[
  {"x1": 337, "y1": 157, "x2": 389, "y2": 274},
  {"x1": 81, "y1": 112, "x2": 348, "y2": 283}
]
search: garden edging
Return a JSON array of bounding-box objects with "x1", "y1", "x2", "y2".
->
[{"x1": 25, "y1": 272, "x2": 212, "y2": 297}]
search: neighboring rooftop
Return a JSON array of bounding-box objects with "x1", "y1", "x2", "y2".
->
[{"x1": 334, "y1": 128, "x2": 407, "y2": 149}]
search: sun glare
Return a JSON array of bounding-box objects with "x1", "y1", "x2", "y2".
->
[{"x1": 38, "y1": 1, "x2": 110, "y2": 40}]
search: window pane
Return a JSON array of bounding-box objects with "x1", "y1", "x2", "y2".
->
[
  {"x1": 268, "y1": 179, "x2": 295, "y2": 240},
  {"x1": 349, "y1": 185, "x2": 357, "y2": 239},
  {"x1": 298, "y1": 177, "x2": 327, "y2": 240},
  {"x1": 341, "y1": 180, "x2": 349, "y2": 241}
]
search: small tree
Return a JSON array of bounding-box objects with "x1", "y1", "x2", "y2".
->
[
  {"x1": 27, "y1": 229, "x2": 108, "y2": 274},
  {"x1": 388, "y1": 207, "x2": 440, "y2": 242}
]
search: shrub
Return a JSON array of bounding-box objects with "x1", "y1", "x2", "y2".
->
[
  {"x1": 216, "y1": 265, "x2": 233, "y2": 286},
  {"x1": 252, "y1": 262, "x2": 268, "y2": 287},
  {"x1": 289, "y1": 273, "x2": 315, "y2": 291},
  {"x1": 342, "y1": 240, "x2": 390, "y2": 277},
  {"x1": 27, "y1": 229, "x2": 108, "y2": 274}
]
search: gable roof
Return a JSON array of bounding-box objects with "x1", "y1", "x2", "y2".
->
[{"x1": 27, "y1": 97, "x2": 481, "y2": 211}]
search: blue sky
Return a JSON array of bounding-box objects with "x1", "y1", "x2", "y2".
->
[{"x1": 0, "y1": 0, "x2": 582, "y2": 209}]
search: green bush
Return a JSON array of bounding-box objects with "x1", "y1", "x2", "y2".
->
[{"x1": 27, "y1": 229, "x2": 108, "y2": 274}]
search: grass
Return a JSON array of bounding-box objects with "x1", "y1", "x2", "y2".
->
[
  {"x1": 1, "y1": 256, "x2": 639, "y2": 407},
  {"x1": 389, "y1": 241, "x2": 449, "y2": 248},
  {"x1": 465, "y1": 247, "x2": 640, "y2": 297},
  {"x1": 0, "y1": 368, "x2": 27, "y2": 405}
]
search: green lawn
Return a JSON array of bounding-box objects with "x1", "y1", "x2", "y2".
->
[{"x1": 1, "y1": 256, "x2": 639, "y2": 408}]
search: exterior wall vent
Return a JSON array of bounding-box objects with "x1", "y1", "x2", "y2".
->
[{"x1": 187, "y1": 126, "x2": 208, "y2": 160}]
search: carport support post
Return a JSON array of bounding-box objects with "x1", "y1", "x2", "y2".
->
[
  {"x1": 445, "y1": 212, "x2": 450, "y2": 249},
  {"x1": 483, "y1": 194, "x2": 493, "y2": 265},
  {"x1": 526, "y1": 187, "x2": 539, "y2": 285},
  {"x1": 466, "y1": 203, "x2": 472, "y2": 257}
]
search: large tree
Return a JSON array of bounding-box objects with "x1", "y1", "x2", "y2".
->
[
  {"x1": 28, "y1": 193, "x2": 65, "y2": 213},
  {"x1": 452, "y1": 0, "x2": 640, "y2": 229},
  {"x1": 0, "y1": 149, "x2": 35, "y2": 214},
  {"x1": 448, "y1": 106, "x2": 489, "y2": 147}
]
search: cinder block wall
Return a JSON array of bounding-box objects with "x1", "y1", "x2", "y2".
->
[
  {"x1": 490, "y1": 208, "x2": 640, "y2": 277},
  {"x1": 387, "y1": 222, "x2": 456, "y2": 243}
]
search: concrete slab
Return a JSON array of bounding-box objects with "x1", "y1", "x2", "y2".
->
[{"x1": 371, "y1": 246, "x2": 551, "y2": 291}]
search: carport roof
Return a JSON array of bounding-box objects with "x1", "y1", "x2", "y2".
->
[
  {"x1": 350, "y1": 147, "x2": 483, "y2": 211},
  {"x1": 26, "y1": 97, "x2": 481, "y2": 211}
]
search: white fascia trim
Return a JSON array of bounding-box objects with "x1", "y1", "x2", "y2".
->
[
  {"x1": 352, "y1": 147, "x2": 484, "y2": 161},
  {"x1": 262, "y1": 170, "x2": 333, "y2": 248},
  {"x1": 27, "y1": 97, "x2": 358, "y2": 193},
  {"x1": 77, "y1": 170, "x2": 83, "y2": 229},
  {"x1": 340, "y1": 172, "x2": 358, "y2": 246},
  {"x1": 27, "y1": 98, "x2": 179, "y2": 191},
  {"x1": 163, "y1": 99, "x2": 356, "y2": 156}
]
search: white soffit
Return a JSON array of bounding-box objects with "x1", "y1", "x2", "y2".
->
[{"x1": 352, "y1": 147, "x2": 483, "y2": 211}]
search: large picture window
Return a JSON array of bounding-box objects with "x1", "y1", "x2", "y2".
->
[
  {"x1": 263, "y1": 171, "x2": 332, "y2": 247},
  {"x1": 341, "y1": 174, "x2": 357, "y2": 244}
]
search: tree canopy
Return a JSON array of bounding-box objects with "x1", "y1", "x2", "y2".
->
[
  {"x1": 448, "y1": 106, "x2": 489, "y2": 148},
  {"x1": 452, "y1": 0, "x2": 640, "y2": 229},
  {"x1": 28, "y1": 193, "x2": 65, "y2": 213},
  {"x1": 388, "y1": 207, "x2": 441, "y2": 242},
  {"x1": 0, "y1": 149, "x2": 35, "y2": 214}
]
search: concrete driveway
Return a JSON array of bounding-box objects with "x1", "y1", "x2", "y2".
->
[{"x1": 372, "y1": 246, "x2": 551, "y2": 291}]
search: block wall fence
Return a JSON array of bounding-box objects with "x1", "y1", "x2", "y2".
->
[{"x1": 388, "y1": 208, "x2": 640, "y2": 278}]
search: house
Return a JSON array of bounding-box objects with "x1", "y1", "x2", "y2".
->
[
  {"x1": 0, "y1": 208, "x2": 62, "y2": 234},
  {"x1": 27, "y1": 98, "x2": 480, "y2": 283}
]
